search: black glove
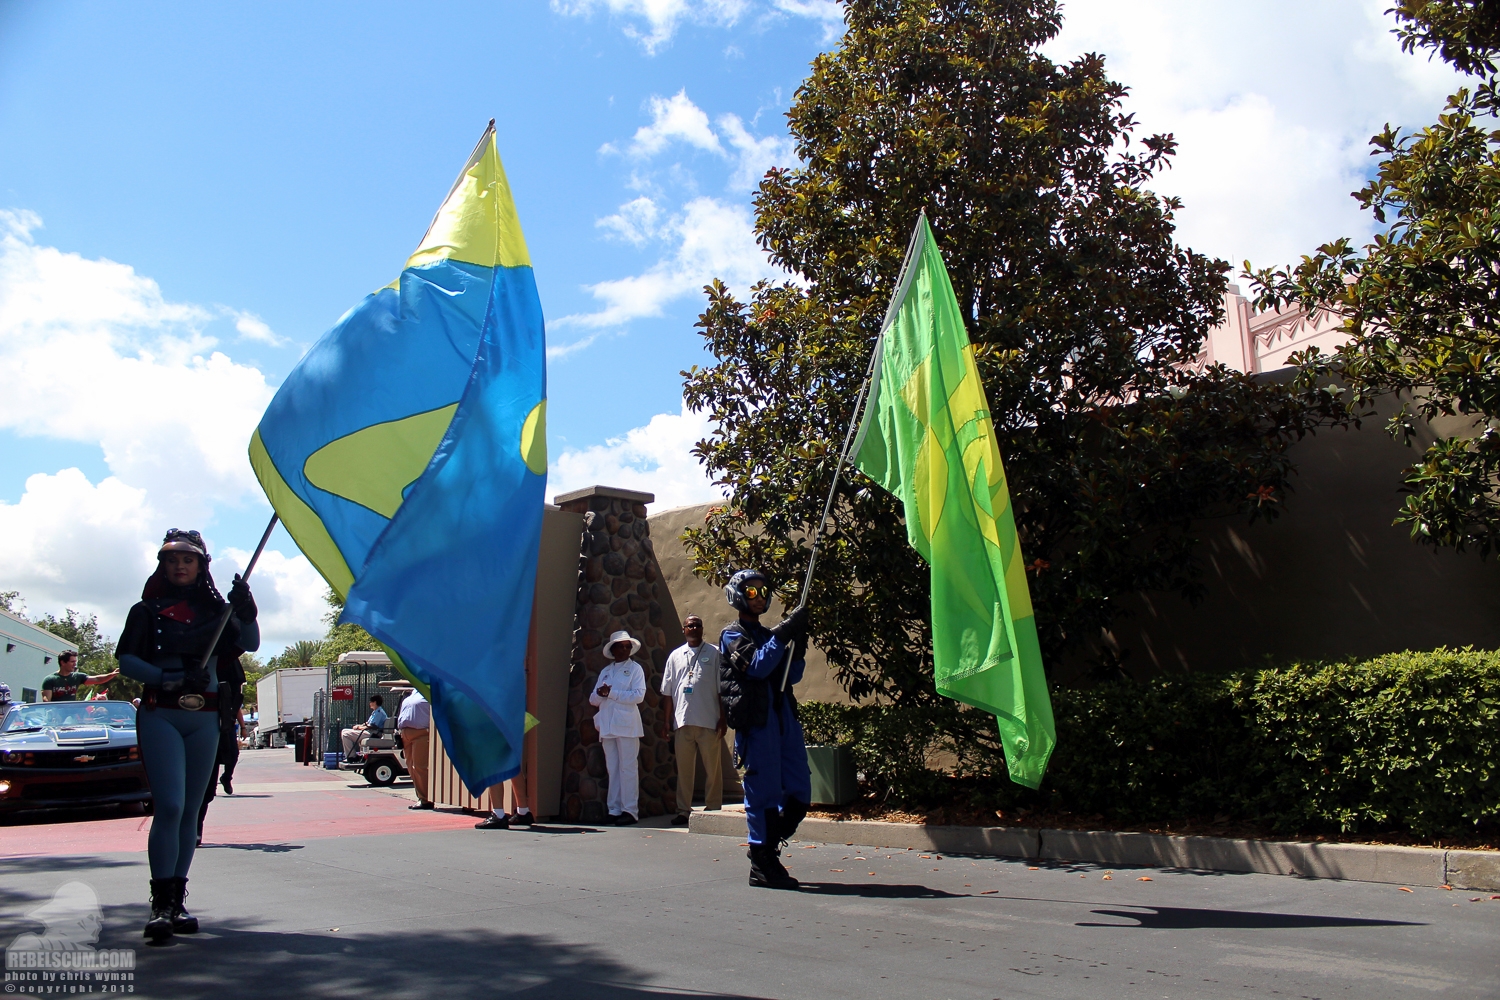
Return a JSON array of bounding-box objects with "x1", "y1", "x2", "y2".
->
[
  {"x1": 229, "y1": 574, "x2": 258, "y2": 623},
  {"x1": 793, "y1": 630, "x2": 809, "y2": 663},
  {"x1": 771, "y1": 606, "x2": 808, "y2": 642}
]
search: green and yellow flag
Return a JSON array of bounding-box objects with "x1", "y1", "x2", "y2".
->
[{"x1": 852, "y1": 214, "x2": 1055, "y2": 788}]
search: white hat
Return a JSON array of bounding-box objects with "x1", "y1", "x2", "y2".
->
[{"x1": 604, "y1": 630, "x2": 641, "y2": 657}]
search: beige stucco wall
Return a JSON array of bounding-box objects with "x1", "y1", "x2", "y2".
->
[
  {"x1": 647, "y1": 502, "x2": 853, "y2": 705},
  {"x1": 1080, "y1": 407, "x2": 1500, "y2": 677}
]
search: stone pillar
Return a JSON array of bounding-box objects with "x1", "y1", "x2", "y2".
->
[{"x1": 555, "y1": 485, "x2": 681, "y2": 822}]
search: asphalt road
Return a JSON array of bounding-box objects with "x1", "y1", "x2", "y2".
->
[{"x1": 3, "y1": 751, "x2": 1497, "y2": 999}]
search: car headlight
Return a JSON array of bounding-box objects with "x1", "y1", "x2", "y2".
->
[
  {"x1": 0, "y1": 780, "x2": 10, "y2": 795},
  {"x1": 0, "y1": 750, "x2": 33, "y2": 766}
]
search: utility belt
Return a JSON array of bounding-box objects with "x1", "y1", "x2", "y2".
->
[{"x1": 142, "y1": 688, "x2": 219, "y2": 712}]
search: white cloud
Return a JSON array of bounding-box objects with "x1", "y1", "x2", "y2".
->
[
  {"x1": 547, "y1": 331, "x2": 608, "y2": 360},
  {"x1": 1044, "y1": 0, "x2": 1467, "y2": 269},
  {"x1": 627, "y1": 90, "x2": 725, "y2": 157},
  {"x1": 552, "y1": 0, "x2": 749, "y2": 53},
  {"x1": 0, "y1": 210, "x2": 274, "y2": 516},
  {"x1": 611, "y1": 91, "x2": 796, "y2": 192},
  {"x1": 560, "y1": 196, "x2": 783, "y2": 329},
  {"x1": 0, "y1": 212, "x2": 324, "y2": 654},
  {"x1": 770, "y1": 0, "x2": 844, "y2": 42},
  {"x1": 550, "y1": 399, "x2": 724, "y2": 509},
  {"x1": 717, "y1": 112, "x2": 796, "y2": 190},
  {"x1": 232, "y1": 310, "x2": 282, "y2": 345},
  {"x1": 217, "y1": 545, "x2": 330, "y2": 658},
  {"x1": 0, "y1": 470, "x2": 157, "y2": 633},
  {"x1": 597, "y1": 196, "x2": 663, "y2": 245}
]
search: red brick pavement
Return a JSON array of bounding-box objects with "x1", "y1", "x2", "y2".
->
[{"x1": 3, "y1": 747, "x2": 479, "y2": 857}]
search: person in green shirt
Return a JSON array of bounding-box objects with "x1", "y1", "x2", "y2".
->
[{"x1": 40, "y1": 651, "x2": 118, "y2": 701}]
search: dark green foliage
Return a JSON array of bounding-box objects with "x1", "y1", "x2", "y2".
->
[
  {"x1": 1252, "y1": 650, "x2": 1500, "y2": 836},
  {"x1": 33, "y1": 608, "x2": 139, "y2": 702},
  {"x1": 803, "y1": 648, "x2": 1500, "y2": 838},
  {"x1": 1248, "y1": 1, "x2": 1500, "y2": 555},
  {"x1": 685, "y1": 0, "x2": 1350, "y2": 713}
]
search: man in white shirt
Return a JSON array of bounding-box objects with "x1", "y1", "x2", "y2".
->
[
  {"x1": 590, "y1": 630, "x2": 647, "y2": 826},
  {"x1": 396, "y1": 688, "x2": 433, "y2": 810},
  {"x1": 659, "y1": 615, "x2": 725, "y2": 826}
]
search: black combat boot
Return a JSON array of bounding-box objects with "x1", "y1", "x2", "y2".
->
[
  {"x1": 747, "y1": 844, "x2": 798, "y2": 889},
  {"x1": 168, "y1": 877, "x2": 199, "y2": 934},
  {"x1": 144, "y1": 879, "x2": 174, "y2": 942}
]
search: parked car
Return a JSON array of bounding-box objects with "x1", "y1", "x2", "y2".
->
[{"x1": 0, "y1": 700, "x2": 151, "y2": 815}]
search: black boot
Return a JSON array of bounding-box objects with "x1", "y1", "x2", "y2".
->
[
  {"x1": 748, "y1": 844, "x2": 798, "y2": 889},
  {"x1": 144, "y1": 879, "x2": 174, "y2": 942},
  {"x1": 168, "y1": 877, "x2": 199, "y2": 934},
  {"x1": 778, "y1": 799, "x2": 809, "y2": 846}
]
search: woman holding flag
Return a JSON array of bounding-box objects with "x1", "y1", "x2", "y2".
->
[{"x1": 117, "y1": 528, "x2": 262, "y2": 943}]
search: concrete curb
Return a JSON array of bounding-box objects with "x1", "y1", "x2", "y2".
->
[{"x1": 687, "y1": 812, "x2": 1500, "y2": 890}]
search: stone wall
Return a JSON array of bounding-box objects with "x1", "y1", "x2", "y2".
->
[{"x1": 555, "y1": 486, "x2": 682, "y2": 822}]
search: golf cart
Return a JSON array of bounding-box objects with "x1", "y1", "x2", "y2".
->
[{"x1": 338, "y1": 680, "x2": 413, "y2": 787}]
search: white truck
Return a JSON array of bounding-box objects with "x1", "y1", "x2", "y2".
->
[{"x1": 254, "y1": 666, "x2": 328, "y2": 745}]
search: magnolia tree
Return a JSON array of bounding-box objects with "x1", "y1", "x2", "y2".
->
[
  {"x1": 1249, "y1": 1, "x2": 1500, "y2": 556},
  {"x1": 682, "y1": 0, "x2": 1348, "y2": 719}
]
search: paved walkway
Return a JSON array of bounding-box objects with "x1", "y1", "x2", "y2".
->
[{"x1": 4, "y1": 749, "x2": 1497, "y2": 999}]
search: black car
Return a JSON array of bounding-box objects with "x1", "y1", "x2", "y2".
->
[{"x1": 0, "y1": 700, "x2": 151, "y2": 814}]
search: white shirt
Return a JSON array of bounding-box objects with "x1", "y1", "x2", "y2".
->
[
  {"x1": 660, "y1": 642, "x2": 721, "y2": 730},
  {"x1": 589, "y1": 659, "x2": 646, "y2": 738},
  {"x1": 396, "y1": 690, "x2": 430, "y2": 730}
]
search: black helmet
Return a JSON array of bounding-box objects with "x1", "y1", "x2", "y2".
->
[
  {"x1": 724, "y1": 569, "x2": 771, "y2": 612},
  {"x1": 158, "y1": 528, "x2": 210, "y2": 564}
]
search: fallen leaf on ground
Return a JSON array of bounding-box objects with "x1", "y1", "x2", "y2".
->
[
  {"x1": 801, "y1": 845, "x2": 817, "y2": 849},
  {"x1": 980, "y1": 890, "x2": 998, "y2": 895},
  {"x1": 830, "y1": 869, "x2": 845, "y2": 872},
  {"x1": 868, "y1": 872, "x2": 876, "y2": 876},
  {"x1": 920, "y1": 855, "x2": 932, "y2": 859},
  {"x1": 1398, "y1": 887, "x2": 1414, "y2": 892},
  {"x1": 1028, "y1": 867, "x2": 1039, "y2": 871},
  {"x1": 1473, "y1": 897, "x2": 1484, "y2": 902},
  {"x1": 1136, "y1": 877, "x2": 1153, "y2": 882},
  {"x1": 1102, "y1": 875, "x2": 1113, "y2": 880},
  {"x1": 1442, "y1": 885, "x2": 1453, "y2": 890},
  {"x1": 964, "y1": 884, "x2": 971, "y2": 887}
]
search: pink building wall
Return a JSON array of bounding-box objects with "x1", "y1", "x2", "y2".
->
[{"x1": 1195, "y1": 286, "x2": 1350, "y2": 374}]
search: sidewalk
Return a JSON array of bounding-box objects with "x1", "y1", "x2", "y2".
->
[{"x1": 688, "y1": 808, "x2": 1500, "y2": 891}]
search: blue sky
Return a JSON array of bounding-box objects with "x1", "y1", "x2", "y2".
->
[{"x1": 0, "y1": 0, "x2": 1462, "y2": 656}]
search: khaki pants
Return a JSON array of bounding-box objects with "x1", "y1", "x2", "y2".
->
[
  {"x1": 674, "y1": 725, "x2": 724, "y2": 816},
  {"x1": 401, "y1": 727, "x2": 430, "y2": 804}
]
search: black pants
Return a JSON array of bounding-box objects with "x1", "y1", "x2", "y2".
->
[{"x1": 197, "y1": 721, "x2": 241, "y2": 836}]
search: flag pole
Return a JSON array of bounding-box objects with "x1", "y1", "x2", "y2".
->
[
  {"x1": 783, "y1": 212, "x2": 928, "y2": 690},
  {"x1": 193, "y1": 512, "x2": 279, "y2": 675}
]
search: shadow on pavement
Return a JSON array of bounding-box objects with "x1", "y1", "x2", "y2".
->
[
  {"x1": 199, "y1": 842, "x2": 305, "y2": 853},
  {"x1": 796, "y1": 881, "x2": 969, "y2": 900},
  {"x1": 106, "y1": 918, "x2": 768, "y2": 999},
  {"x1": 0, "y1": 854, "x2": 140, "y2": 875},
  {"x1": 1077, "y1": 906, "x2": 1424, "y2": 929}
]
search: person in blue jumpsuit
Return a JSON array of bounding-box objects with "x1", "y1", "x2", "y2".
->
[
  {"x1": 719, "y1": 569, "x2": 810, "y2": 889},
  {"x1": 117, "y1": 529, "x2": 258, "y2": 942}
]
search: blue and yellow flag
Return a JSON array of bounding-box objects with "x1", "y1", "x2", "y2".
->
[{"x1": 250, "y1": 123, "x2": 546, "y2": 793}]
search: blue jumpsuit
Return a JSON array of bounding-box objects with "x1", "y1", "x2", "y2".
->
[
  {"x1": 121, "y1": 618, "x2": 258, "y2": 880},
  {"x1": 720, "y1": 620, "x2": 810, "y2": 846}
]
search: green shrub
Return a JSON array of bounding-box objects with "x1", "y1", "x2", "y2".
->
[
  {"x1": 801, "y1": 648, "x2": 1500, "y2": 838},
  {"x1": 1251, "y1": 649, "x2": 1500, "y2": 836}
]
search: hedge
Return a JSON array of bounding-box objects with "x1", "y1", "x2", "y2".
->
[{"x1": 799, "y1": 647, "x2": 1500, "y2": 838}]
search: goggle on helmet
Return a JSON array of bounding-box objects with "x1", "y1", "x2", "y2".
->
[
  {"x1": 158, "y1": 528, "x2": 210, "y2": 563},
  {"x1": 724, "y1": 569, "x2": 772, "y2": 612}
]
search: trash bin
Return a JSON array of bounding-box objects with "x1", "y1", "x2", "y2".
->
[{"x1": 806, "y1": 745, "x2": 858, "y2": 806}]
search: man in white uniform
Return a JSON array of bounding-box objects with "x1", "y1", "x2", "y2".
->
[
  {"x1": 659, "y1": 615, "x2": 725, "y2": 826},
  {"x1": 590, "y1": 630, "x2": 646, "y2": 826}
]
